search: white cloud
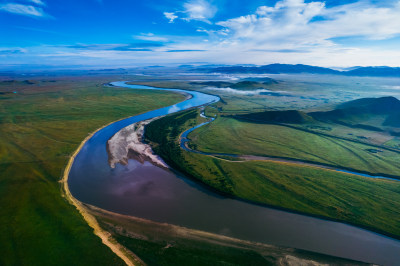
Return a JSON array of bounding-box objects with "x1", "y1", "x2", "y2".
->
[
  {"x1": 215, "y1": 0, "x2": 400, "y2": 49},
  {"x1": 164, "y1": 12, "x2": 177, "y2": 23},
  {"x1": 164, "y1": 0, "x2": 217, "y2": 23},
  {"x1": 134, "y1": 33, "x2": 168, "y2": 42},
  {"x1": 5, "y1": 38, "x2": 400, "y2": 68},
  {"x1": 29, "y1": 0, "x2": 45, "y2": 6},
  {"x1": 182, "y1": 0, "x2": 217, "y2": 23},
  {"x1": 0, "y1": 3, "x2": 47, "y2": 17},
  {"x1": 315, "y1": 1, "x2": 400, "y2": 40}
]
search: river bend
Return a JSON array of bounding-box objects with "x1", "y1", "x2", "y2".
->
[{"x1": 68, "y1": 81, "x2": 400, "y2": 265}]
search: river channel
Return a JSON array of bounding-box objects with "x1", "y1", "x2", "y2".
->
[{"x1": 68, "y1": 81, "x2": 400, "y2": 265}]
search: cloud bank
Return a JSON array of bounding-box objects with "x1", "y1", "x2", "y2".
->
[
  {"x1": 216, "y1": 0, "x2": 400, "y2": 49},
  {"x1": 3, "y1": 0, "x2": 400, "y2": 67}
]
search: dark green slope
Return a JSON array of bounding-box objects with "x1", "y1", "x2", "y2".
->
[
  {"x1": 309, "y1": 96, "x2": 400, "y2": 130},
  {"x1": 235, "y1": 110, "x2": 315, "y2": 124}
]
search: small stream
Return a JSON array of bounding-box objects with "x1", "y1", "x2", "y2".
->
[{"x1": 68, "y1": 81, "x2": 400, "y2": 265}]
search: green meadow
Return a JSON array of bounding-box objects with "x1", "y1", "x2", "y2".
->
[
  {"x1": 0, "y1": 77, "x2": 184, "y2": 265},
  {"x1": 146, "y1": 109, "x2": 400, "y2": 238},
  {"x1": 189, "y1": 117, "x2": 400, "y2": 177}
]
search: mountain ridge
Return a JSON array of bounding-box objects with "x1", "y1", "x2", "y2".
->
[{"x1": 197, "y1": 64, "x2": 400, "y2": 77}]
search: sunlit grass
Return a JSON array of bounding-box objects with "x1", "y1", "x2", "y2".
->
[
  {"x1": 146, "y1": 109, "x2": 400, "y2": 238},
  {"x1": 190, "y1": 117, "x2": 400, "y2": 177}
]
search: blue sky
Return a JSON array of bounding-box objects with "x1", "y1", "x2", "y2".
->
[{"x1": 1, "y1": 0, "x2": 400, "y2": 68}]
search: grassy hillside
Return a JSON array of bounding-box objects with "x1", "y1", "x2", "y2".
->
[
  {"x1": 236, "y1": 110, "x2": 315, "y2": 124},
  {"x1": 310, "y1": 96, "x2": 400, "y2": 132},
  {"x1": 146, "y1": 109, "x2": 400, "y2": 238},
  {"x1": 0, "y1": 77, "x2": 184, "y2": 265},
  {"x1": 337, "y1": 96, "x2": 400, "y2": 111}
]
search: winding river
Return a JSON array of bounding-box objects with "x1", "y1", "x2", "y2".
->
[{"x1": 68, "y1": 81, "x2": 400, "y2": 265}]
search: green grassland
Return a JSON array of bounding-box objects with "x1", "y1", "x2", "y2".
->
[
  {"x1": 146, "y1": 109, "x2": 400, "y2": 238},
  {"x1": 0, "y1": 77, "x2": 185, "y2": 265},
  {"x1": 385, "y1": 137, "x2": 400, "y2": 149},
  {"x1": 189, "y1": 117, "x2": 400, "y2": 177},
  {"x1": 115, "y1": 236, "x2": 269, "y2": 266}
]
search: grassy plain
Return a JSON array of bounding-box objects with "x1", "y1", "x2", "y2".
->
[
  {"x1": 0, "y1": 77, "x2": 184, "y2": 265},
  {"x1": 189, "y1": 117, "x2": 400, "y2": 177},
  {"x1": 146, "y1": 109, "x2": 400, "y2": 238}
]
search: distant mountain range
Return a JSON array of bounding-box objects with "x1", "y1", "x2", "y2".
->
[{"x1": 197, "y1": 64, "x2": 400, "y2": 77}]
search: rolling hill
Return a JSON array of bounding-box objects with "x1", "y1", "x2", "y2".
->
[
  {"x1": 309, "y1": 96, "x2": 400, "y2": 131},
  {"x1": 235, "y1": 110, "x2": 315, "y2": 124},
  {"x1": 232, "y1": 96, "x2": 400, "y2": 132},
  {"x1": 346, "y1": 66, "x2": 400, "y2": 77}
]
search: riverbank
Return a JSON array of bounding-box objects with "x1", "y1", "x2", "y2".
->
[
  {"x1": 61, "y1": 119, "x2": 145, "y2": 266},
  {"x1": 87, "y1": 203, "x2": 366, "y2": 265}
]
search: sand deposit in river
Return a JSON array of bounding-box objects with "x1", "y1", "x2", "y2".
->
[{"x1": 107, "y1": 118, "x2": 168, "y2": 169}]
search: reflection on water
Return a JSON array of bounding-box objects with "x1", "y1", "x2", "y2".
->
[{"x1": 68, "y1": 82, "x2": 400, "y2": 265}]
